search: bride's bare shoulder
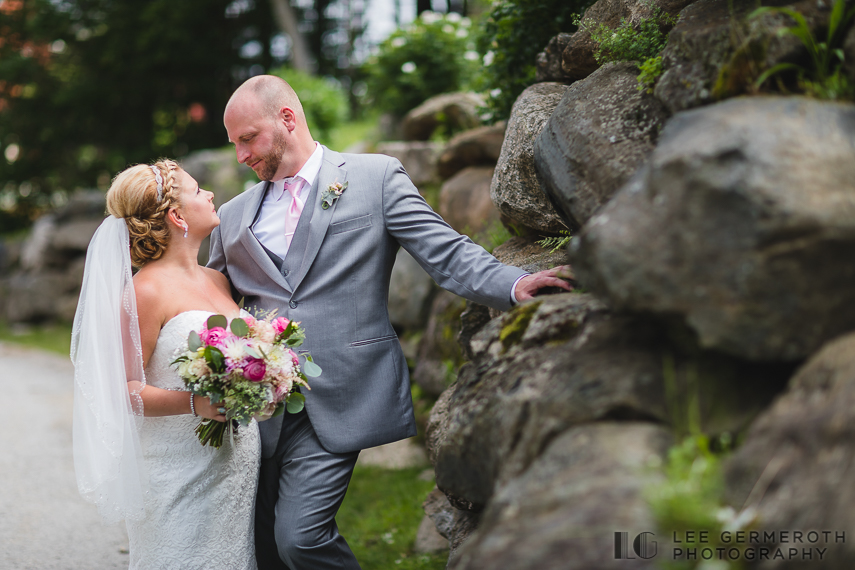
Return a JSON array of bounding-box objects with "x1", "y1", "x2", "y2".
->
[
  {"x1": 132, "y1": 265, "x2": 170, "y2": 314},
  {"x1": 201, "y1": 266, "x2": 231, "y2": 294}
]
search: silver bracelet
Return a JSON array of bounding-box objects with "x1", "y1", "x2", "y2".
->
[{"x1": 189, "y1": 393, "x2": 198, "y2": 417}]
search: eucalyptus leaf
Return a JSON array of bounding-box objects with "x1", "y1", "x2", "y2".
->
[
  {"x1": 244, "y1": 345, "x2": 262, "y2": 359},
  {"x1": 207, "y1": 314, "x2": 228, "y2": 330},
  {"x1": 302, "y1": 358, "x2": 322, "y2": 378},
  {"x1": 188, "y1": 330, "x2": 202, "y2": 351},
  {"x1": 230, "y1": 317, "x2": 250, "y2": 337},
  {"x1": 271, "y1": 402, "x2": 285, "y2": 418},
  {"x1": 287, "y1": 392, "x2": 306, "y2": 414}
]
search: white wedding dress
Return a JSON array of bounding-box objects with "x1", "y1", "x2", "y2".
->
[{"x1": 126, "y1": 310, "x2": 261, "y2": 570}]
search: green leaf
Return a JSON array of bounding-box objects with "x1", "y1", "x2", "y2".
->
[
  {"x1": 244, "y1": 345, "x2": 261, "y2": 359},
  {"x1": 270, "y1": 402, "x2": 285, "y2": 418},
  {"x1": 302, "y1": 358, "x2": 323, "y2": 378},
  {"x1": 230, "y1": 317, "x2": 250, "y2": 337},
  {"x1": 204, "y1": 345, "x2": 226, "y2": 373},
  {"x1": 188, "y1": 330, "x2": 202, "y2": 351},
  {"x1": 286, "y1": 392, "x2": 306, "y2": 414},
  {"x1": 754, "y1": 62, "x2": 802, "y2": 88},
  {"x1": 207, "y1": 314, "x2": 228, "y2": 330}
]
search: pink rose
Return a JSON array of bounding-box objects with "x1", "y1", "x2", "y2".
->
[
  {"x1": 202, "y1": 327, "x2": 229, "y2": 346},
  {"x1": 244, "y1": 359, "x2": 267, "y2": 381},
  {"x1": 288, "y1": 350, "x2": 299, "y2": 367},
  {"x1": 272, "y1": 317, "x2": 291, "y2": 334}
]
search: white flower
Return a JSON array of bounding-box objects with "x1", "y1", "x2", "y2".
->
[
  {"x1": 421, "y1": 11, "x2": 441, "y2": 24},
  {"x1": 464, "y1": 50, "x2": 479, "y2": 61},
  {"x1": 401, "y1": 61, "x2": 417, "y2": 74},
  {"x1": 221, "y1": 336, "x2": 251, "y2": 363},
  {"x1": 391, "y1": 37, "x2": 406, "y2": 48},
  {"x1": 189, "y1": 358, "x2": 210, "y2": 378},
  {"x1": 442, "y1": 24, "x2": 455, "y2": 34},
  {"x1": 483, "y1": 51, "x2": 495, "y2": 66},
  {"x1": 446, "y1": 12, "x2": 462, "y2": 23},
  {"x1": 490, "y1": 88, "x2": 502, "y2": 98},
  {"x1": 456, "y1": 28, "x2": 468, "y2": 38},
  {"x1": 461, "y1": 17, "x2": 471, "y2": 27}
]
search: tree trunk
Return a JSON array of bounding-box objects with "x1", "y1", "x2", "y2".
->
[{"x1": 270, "y1": 0, "x2": 314, "y2": 74}]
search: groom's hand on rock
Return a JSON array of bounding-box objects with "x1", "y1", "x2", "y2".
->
[{"x1": 515, "y1": 265, "x2": 575, "y2": 302}]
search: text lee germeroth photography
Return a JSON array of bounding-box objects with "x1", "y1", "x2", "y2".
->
[{"x1": 615, "y1": 530, "x2": 847, "y2": 563}]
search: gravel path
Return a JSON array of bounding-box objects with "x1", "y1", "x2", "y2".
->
[{"x1": 0, "y1": 342, "x2": 129, "y2": 570}]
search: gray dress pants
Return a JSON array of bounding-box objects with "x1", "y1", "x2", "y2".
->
[{"x1": 255, "y1": 408, "x2": 361, "y2": 570}]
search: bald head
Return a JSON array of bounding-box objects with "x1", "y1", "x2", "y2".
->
[{"x1": 226, "y1": 75, "x2": 306, "y2": 123}]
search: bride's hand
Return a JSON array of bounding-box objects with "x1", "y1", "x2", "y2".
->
[{"x1": 193, "y1": 395, "x2": 228, "y2": 422}]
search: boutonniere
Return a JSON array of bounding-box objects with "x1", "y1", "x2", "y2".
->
[{"x1": 321, "y1": 181, "x2": 348, "y2": 210}]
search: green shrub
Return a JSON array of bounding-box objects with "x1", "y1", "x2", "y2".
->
[
  {"x1": 577, "y1": 6, "x2": 675, "y2": 93},
  {"x1": 270, "y1": 67, "x2": 350, "y2": 141},
  {"x1": 360, "y1": 12, "x2": 480, "y2": 118},
  {"x1": 478, "y1": 0, "x2": 593, "y2": 122},
  {"x1": 751, "y1": 0, "x2": 855, "y2": 100}
]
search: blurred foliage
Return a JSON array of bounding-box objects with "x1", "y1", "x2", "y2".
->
[
  {"x1": 750, "y1": 0, "x2": 855, "y2": 100},
  {"x1": 0, "y1": 320, "x2": 73, "y2": 355},
  {"x1": 271, "y1": 67, "x2": 350, "y2": 141},
  {"x1": 359, "y1": 11, "x2": 480, "y2": 118},
  {"x1": 0, "y1": 0, "x2": 268, "y2": 226},
  {"x1": 580, "y1": 7, "x2": 675, "y2": 65},
  {"x1": 477, "y1": 0, "x2": 593, "y2": 122}
]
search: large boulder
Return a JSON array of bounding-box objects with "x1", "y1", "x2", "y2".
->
[
  {"x1": 655, "y1": 0, "x2": 832, "y2": 113},
  {"x1": 423, "y1": 487, "x2": 479, "y2": 565},
  {"x1": 401, "y1": 92, "x2": 485, "y2": 141},
  {"x1": 535, "y1": 62, "x2": 670, "y2": 229},
  {"x1": 437, "y1": 124, "x2": 505, "y2": 180},
  {"x1": 181, "y1": 147, "x2": 252, "y2": 207},
  {"x1": 491, "y1": 83, "x2": 570, "y2": 235},
  {"x1": 571, "y1": 97, "x2": 855, "y2": 361},
  {"x1": 535, "y1": 34, "x2": 574, "y2": 82},
  {"x1": 427, "y1": 293, "x2": 790, "y2": 511},
  {"x1": 388, "y1": 248, "x2": 435, "y2": 331},
  {"x1": 5, "y1": 270, "x2": 82, "y2": 323},
  {"x1": 725, "y1": 332, "x2": 855, "y2": 568},
  {"x1": 376, "y1": 141, "x2": 443, "y2": 187},
  {"x1": 561, "y1": 0, "x2": 693, "y2": 82},
  {"x1": 438, "y1": 167, "x2": 501, "y2": 237},
  {"x1": 412, "y1": 290, "x2": 467, "y2": 398},
  {"x1": 450, "y1": 422, "x2": 670, "y2": 570}
]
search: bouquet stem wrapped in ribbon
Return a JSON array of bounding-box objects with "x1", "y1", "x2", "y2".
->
[{"x1": 172, "y1": 311, "x2": 321, "y2": 448}]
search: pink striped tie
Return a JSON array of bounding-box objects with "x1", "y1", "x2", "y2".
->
[{"x1": 283, "y1": 178, "x2": 303, "y2": 247}]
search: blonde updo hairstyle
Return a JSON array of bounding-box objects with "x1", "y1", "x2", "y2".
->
[{"x1": 106, "y1": 159, "x2": 183, "y2": 267}]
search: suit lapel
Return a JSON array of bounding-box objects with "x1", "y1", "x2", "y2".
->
[
  {"x1": 290, "y1": 147, "x2": 347, "y2": 292},
  {"x1": 238, "y1": 181, "x2": 293, "y2": 293}
]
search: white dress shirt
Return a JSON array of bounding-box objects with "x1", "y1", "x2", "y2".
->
[{"x1": 253, "y1": 143, "x2": 324, "y2": 260}]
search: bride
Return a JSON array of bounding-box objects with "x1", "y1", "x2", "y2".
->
[{"x1": 71, "y1": 159, "x2": 260, "y2": 569}]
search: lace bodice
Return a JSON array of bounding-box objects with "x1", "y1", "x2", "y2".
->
[{"x1": 127, "y1": 311, "x2": 260, "y2": 570}]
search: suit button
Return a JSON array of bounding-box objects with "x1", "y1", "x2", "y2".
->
[
  {"x1": 289, "y1": 300, "x2": 298, "y2": 309},
  {"x1": 283, "y1": 269, "x2": 289, "y2": 276}
]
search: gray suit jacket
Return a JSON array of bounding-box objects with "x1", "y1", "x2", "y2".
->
[{"x1": 208, "y1": 146, "x2": 525, "y2": 455}]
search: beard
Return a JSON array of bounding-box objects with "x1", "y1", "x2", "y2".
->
[{"x1": 255, "y1": 127, "x2": 288, "y2": 181}]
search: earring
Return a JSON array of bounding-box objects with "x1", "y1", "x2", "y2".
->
[{"x1": 183, "y1": 225, "x2": 188, "y2": 238}]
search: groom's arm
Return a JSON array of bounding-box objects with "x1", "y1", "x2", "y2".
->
[{"x1": 380, "y1": 158, "x2": 527, "y2": 311}]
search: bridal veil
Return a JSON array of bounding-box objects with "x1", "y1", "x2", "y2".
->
[{"x1": 71, "y1": 215, "x2": 148, "y2": 524}]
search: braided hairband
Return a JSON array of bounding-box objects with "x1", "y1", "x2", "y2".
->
[{"x1": 150, "y1": 165, "x2": 164, "y2": 201}]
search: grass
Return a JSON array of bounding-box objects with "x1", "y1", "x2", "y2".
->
[
  {"x1": 0, "y1": 320, "x2": 73, "y2": 355},
  {"x1": 338, "y1": 465, "x2": 448, "y2": 570}
]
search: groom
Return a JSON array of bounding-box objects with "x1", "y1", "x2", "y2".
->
[{"x1": 209, "y1": 75, "x2": 572, "y2": 569}]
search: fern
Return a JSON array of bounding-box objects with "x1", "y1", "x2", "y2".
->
[{"x1": 537, "y1": 231, "x2": 573, "y2": 253}]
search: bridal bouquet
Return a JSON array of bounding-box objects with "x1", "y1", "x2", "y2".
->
[{"x1": 172, "y1": 311, "x2": 321, "y2": 448}]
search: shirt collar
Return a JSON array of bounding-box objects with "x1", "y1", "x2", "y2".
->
[{"x1": 269, "y1": 142, "x2": 323, "y2": 202}]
